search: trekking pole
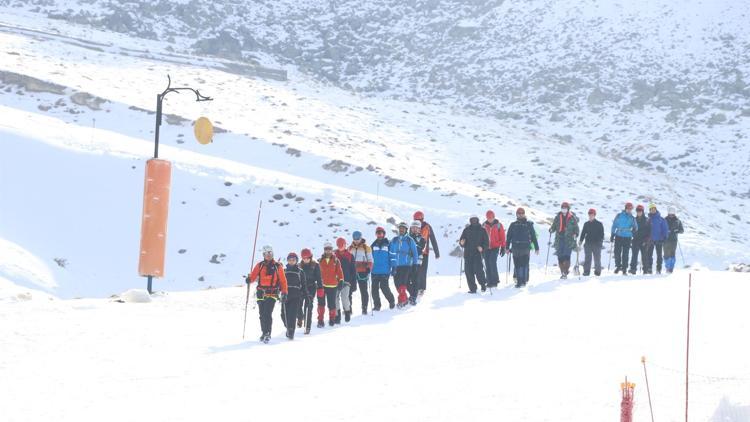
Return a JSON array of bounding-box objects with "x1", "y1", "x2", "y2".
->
[
  {"x1": 480, "y1": 251, "x2": 492, "y2": 295},
  {"x1": 544, "y1": 233, "x2": 551, "y2": 275},
  {"x1": 678, "y1": 240, "x2": 686, "y2": 268},
  {"x1": 641, "y1": 356, "x2": 655, "y2": 422},
  {"x1": 458, "y1": 246, "x2": 464, "y2": 289},
  {"x1": 505, "y1": 251, "x2": 511, "y2": 285},
  {"x1": 242, "y1": 200, "x2": 263, "y2": 340},
  {"x1": 607, "y1": 241, "x2": 613, "y2": 273}
]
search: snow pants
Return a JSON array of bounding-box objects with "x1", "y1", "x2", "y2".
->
[
  {"x1": 336, "y1": 283, "x2": 352, "y2": 313},
  {"x1": 257, "y1": 297, "x2": 276, "y2": 337},
  {"x1": 512, "y1": 252, "x2": 530, "y2": 287},
  {"x1": 464, "y1": 253, "x2": 487, "y2": 292},
  {"x1": 356, "y1": 272, "x2": 369, "y2": 313},
  {"x1": 281, "y1": 297, "x2": 301, "y2": 336},
  {"x1": 483, "y1": 248, "x2": 500, "y2": 285},
  {"x1": 371, "y1": 274, "x2": 395, "y2": 309},
  {"x1": 407, "y1": 265, "x2": 420, "y2": 303},
  {"x1": 393, "y1": 266, "x2": 411, "y2": 305},
  {"x1": 299, "y1": 295, "x2": 314, "y2": 329},
  {"x1": 613, "y1": 236, "x2": 631, "y2": 271},
  {"x1": 318, "y1": 286, "x2": 338, "y2": 323},
  {"x1": 583, "y1": 242, "x2": 602, "y2": 276},
  {"x1": 417, "y1": 254, "x2": 430, "y2": 291},
  {"x1": 645, "y1": 241, "x2": 664, "y2": 273},
  {"x1": 663, "y1": 240, "x2": 678, "y2": 272},
  {"x1": 630, "y1": 239, "x2": 647, "y2": 273}
]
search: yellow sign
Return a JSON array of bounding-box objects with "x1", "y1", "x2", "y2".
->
[{"x1": 194, "y1": 117, "x2": 213, "y2": 145}]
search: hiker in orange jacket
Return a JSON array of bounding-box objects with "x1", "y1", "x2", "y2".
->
[
  {"x1": 246, "y1": 245, "x2": 288, "y2": 343},
  {"x1": 317, "y1": 242, "x2": 345, "y2": 327}
]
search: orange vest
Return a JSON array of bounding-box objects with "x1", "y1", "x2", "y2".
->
[{"x1": 249, "y1": 260, "x2": 288, "y2": 296}]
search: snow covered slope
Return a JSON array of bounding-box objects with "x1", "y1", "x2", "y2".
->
[
  {"x1": 0, "y1": 9, "x2": 747, "y2": 298},
  {"x1": 1, "y1": 271, "x2": 748, "y2": 421}
]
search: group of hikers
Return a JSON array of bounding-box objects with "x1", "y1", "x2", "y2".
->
[{"x1": 245, "y1": 204, "x2": 685, "y2": 343}]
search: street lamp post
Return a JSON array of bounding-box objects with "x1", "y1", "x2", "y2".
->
[{"x1": 140, "y1": 75, "x2": 212, "y2": 294}]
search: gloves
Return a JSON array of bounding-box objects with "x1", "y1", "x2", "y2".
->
[
  {"x1": 245, "y1": 275, "x2": 251, "y2": 285},
  {"x1": 477, "y1": 246, "x2": 483, "y2": 253},
  {"x1": 337, "y1": 280, "x2": 344, "y2": 289},
  {"x1": 534, "y1": 249, "x2": 540, "y2": 256},
  {"x1": 435, "y1": 253, "x2": 440, "y2": 259},
  {"x1": 610, "y1": 235, "x2": 615, "y2": 242},
  {"x1": 499, "y1": 247, "x2": 506, "y2": 257},
  {"x1": 316, "y1": 288, "x2": 324, "y2": 298},
  {"x1": 390, "y1": 268, "x2": 396, "y2": 276},
  {"x1": 280, "y1": 293, "x2": 288, "y2": 303}
]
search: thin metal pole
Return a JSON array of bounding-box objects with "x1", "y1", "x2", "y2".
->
[
  {"x1": 147, "y1": 275, "x2": 153, "y2": 295},
  {"x1": 685, "y1": 273, "x2": 692, "y2": 422},
  {"x1": 242, "y1": 201, "x2": 263, "y2": 339},
  {"x1": 544, "y1": 233, "x2": 551, "y2": 275},
  {"x1": 642, "y1": 356, "x2": 655, "y2": 422},
  {"x1": 154, "y1": 93, "x2": 162, "y2": 159}
]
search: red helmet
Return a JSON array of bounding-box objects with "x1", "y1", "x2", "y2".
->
[
  {"x1": 516, "y1": 207, "x2": 525, "y2": 215},
  {"x1": 588, "y1": 208, "x2": 596, "y2": 215},
  {"x1": 413, "y1": 211, "x2": 424, "y2": 221},
  {"x1": 486, "y1": 210, "x2": 495, "y2": 221},
  {"x1": 336, "y1": 237, "x2": 347, "y2": 249},
  {"x1": 300, "y1": 248, "x2": 313, "y2": 259},
  {"x1": 287, "y1": 252, "x2": 299, "y2": 261},
  {"x1": 636, "y1": 204, "x2": 644, "y2": 212},
  {"x1": 625, "y1": 202, "x2": 634, "y2": 210},
  {"x1": 561, "y1": 201, "x2": 570, "y2": 209},
  {"x1": 375, "y1": 226, "x2": 386, "y2": 234}
]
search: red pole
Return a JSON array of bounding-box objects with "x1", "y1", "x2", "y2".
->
[{"x1": 685, "y1": 273, "x2": 692, "y2": 422}]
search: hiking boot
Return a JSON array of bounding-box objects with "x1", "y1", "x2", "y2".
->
[
  {"x1": 614, "y1": 267, "x2": 621, "y2": 274},
  {"x1": 297, "y1": 319, "x2": 303, "y2": 328},
  {"x1": 304, "y1": 328, "x2": 311, "y2": 335},
  {"x1": 628, "y1": 268, "x2": 636, "y2": 275},
  {"x1": 373, "y1": 305, "x2": 381, "y2": 311},
  {"x1": 480, "y1": 284, "x2": 487, "y2": 292},
  {"x1": 335, "y1": 311, "x2": 341, "y2": 324},
  {"x1": 328, "y1": 319, "x2": 335, "y2": 327},
  {"x1": 362, "y1": 308, "x2": 368, "y2": 315},
  {"x1": 317, "y1": 320, "x2": 324, "y2": 328},
  {"x1": 345, "y1": 311, "x2": 352, "y2": 322},
  {"x1": 389, "y1": 302, "x2": 395, "y2": 309}
]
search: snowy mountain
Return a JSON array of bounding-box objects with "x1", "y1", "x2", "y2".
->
[{"x1": 0, "y1": 2, "x2": 748, "y2": 299}]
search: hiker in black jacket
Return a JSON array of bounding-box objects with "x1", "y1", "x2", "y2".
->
[
  {"x1": 298, "y1": 248, "x2": 321, "y2": 335},
  {"x1": 459, "y1": 216, "x2": 490, "y2": 293},
  {"x1": 579, "y1": 209, "x2": 605, "y2": 276},
  {"x1": 505, "y1": 208, "x2": 540, "y2": 288},
  {"x1": 281, "y1": 252, "x2": 306, "y2": 340},
  {"x1": 629, "y1": 204, "x2": 650, "y2": 274}
]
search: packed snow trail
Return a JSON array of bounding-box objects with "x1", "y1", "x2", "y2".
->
[{"x1": 1, "y1": 271, "x2": 748, "y2": 422}]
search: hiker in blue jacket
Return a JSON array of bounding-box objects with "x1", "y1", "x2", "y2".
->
[
  {"x1": 644, "y1": 204, "x2": 669, "y2": 274},
  {"x1": 611, "y1": 202, "x2": 638, "y2": 275},
  {"x1": 370, "y1": 226, "x2": 395, "y2": 310},
  {"x1": 389, "y1": 222, "x2": 419, "y2": 308}
]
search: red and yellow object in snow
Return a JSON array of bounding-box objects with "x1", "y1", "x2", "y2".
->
[{"x1": 138, "y1": 159, "x2": 172, "y2": 278}]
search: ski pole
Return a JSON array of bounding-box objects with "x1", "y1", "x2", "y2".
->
[
  {"x1": 641, "y1": 356, "x2": 655, "y2": 422},
  {"x1": 242, "y1": 200, "x2": 263, "y2": 340},
  {"x1": 458, "y1": 247, "x2": 464, "y2": 289},
  {"x1": 678, "y1": 239, "x2": 686, "y2": 268},
  {"x1": 544, "y1": 233, "x2": 551, "y2": 275},
  {"x1": 607, "y1": 241, "x2": 613, "y2": 273},
  {"x1": 505, "y1": 251, "x2": 511, "y2": 286}
]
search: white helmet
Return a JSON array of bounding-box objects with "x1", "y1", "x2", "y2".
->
[
  {"x1": 261, "y1": 245, "x2": 273, "y2": 255},
  {"x1": 410, "y1": 220, "x2": 421, "y2": 229},
  {"x1": 323, "y1": 242, "x2": 333, "y2": 249}
]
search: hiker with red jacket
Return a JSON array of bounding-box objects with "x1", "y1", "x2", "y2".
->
[
  {"x1": 483, "y1": 210, "x2": 506, "y2": 287},
  {"x1": 317, "y1": 242, "x2": 345, "y2": 327},
  {"x1": 334, "y1": 237, "x2": 356, "y2": 323},
  {"x1": 246, "y1": 245, "x2": 289, "y2": 343},
  {"x1": 349, "y1": 231, "x2": 374, "y2": 315},
  {"x1": 413, "y1": 211, "x2": 440, "y2": 295},
  {"x1": 298, "y1": 248, "x2": 321, "y2": 334}
]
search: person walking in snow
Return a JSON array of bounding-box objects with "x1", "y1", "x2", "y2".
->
[
  {"x1": 299, "y1": 248, "x2": 321, "y2": 334},
  {"x1": 611, "y1": 202, "x2": 638, "y2": 275},
  {"x1": 663, "y1": 207, "x2": 685, "y2": 273},
  {"x1": 505, "y1": 208, "x2": 540, "y2": 288},
  {"x1": 459, "y1": 216, "x2": 489, "y2": 293},
  {"x1": 579, "y1": 209, "x2": 604, "y2": 276},
  {"x1": 629, "y1": 205, "x2": 651, "y2": 274},
  {"x1": 413, "y1": 211, "x2": 440, "y2": 295},
  {"x1": 349, "y1": 231, "x2": 374, "y2": 315},
  {"x1": 483, "y1": 210, "x2": 506, "y2": 288},
  {"x1": 246, "y1": 245, "x2": 289, "y2": 343},
  {"x1": 408, "y1": 221, "x2": 426, "y2": 305},
  {"x1": 280, "y1": 252, "x2": 306, "y2": 340},
  {"x1": 334, "y1": 237, "x2": 356, "y2": 323},
  {"x1": 644, "y1": 204, "x2": 669, "y2": 274},
  {"x1": 317, "y1": 242, "x2": 344, "y2": 327},
  {"x1": 549, "y1": 202, "x2": 580, "y2": 279},
  {"x1": 370, "y1": 226, "x2": 396, "y2": 310},
  {"x1": 389, "y1": 222, "x2": 419, "y2": 308}
]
